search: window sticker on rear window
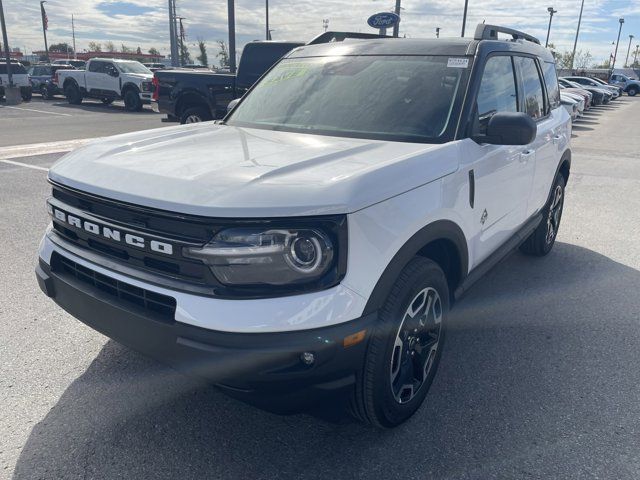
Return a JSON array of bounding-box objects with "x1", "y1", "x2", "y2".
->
[{"x1": 447, "y1": 58, "x2": 469, "y2": 69}]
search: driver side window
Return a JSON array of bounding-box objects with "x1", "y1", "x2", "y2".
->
[{"x1": 476, "y1": 56, "x2": 518, "y2": 133}]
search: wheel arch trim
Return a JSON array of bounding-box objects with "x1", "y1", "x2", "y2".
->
[{"x1": 361, "y1": 220, "x2": 469, "y2": 315}]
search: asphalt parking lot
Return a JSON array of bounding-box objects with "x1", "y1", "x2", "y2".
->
[
  {"x1": 0, "y1": 97, "x2": 163, "y2": 147},
  {"x1": 1, "y1": 98, "x2": 640, "y2": 479}
]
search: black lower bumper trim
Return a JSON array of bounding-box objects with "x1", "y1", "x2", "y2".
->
[{"x1": 36, "y1": 257, "x2": 375, "y2": 411}]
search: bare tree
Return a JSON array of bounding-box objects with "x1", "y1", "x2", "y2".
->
[
  {"x1": 105, "y1": 41, "x2": 116, "y2": 53},
  {"x1": 216, "y1": 40, "x2": 229, "y2": 69},
  {"x1": 88, "y1": 41, "x2": 102, "y2": 52}
]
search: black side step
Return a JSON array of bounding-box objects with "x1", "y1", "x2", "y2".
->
[{"x1": 454, "y1": 213, "x2": 542, "y2": 300}]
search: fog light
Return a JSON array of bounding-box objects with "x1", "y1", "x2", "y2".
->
[{"x1": 300, "y1": 352, "x2": 315, "y2": 365}]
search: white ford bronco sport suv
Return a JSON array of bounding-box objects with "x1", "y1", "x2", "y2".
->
[
  {"x1": 55, "y1": 58, "x2": 154, "y2": 111},
  {"x1": 37, "y1": 25, "x2": 571, "y2": 427}
]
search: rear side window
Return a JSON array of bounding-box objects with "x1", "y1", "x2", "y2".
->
[
  {"x1": 476, "y1": 56, "x2": 518, "y2": 130},
  {"x1": 514, "y1": 57, "x2": 545, "y2": 120},
  {"x1": 0, "y1": 64, "x2": 27, "y2": 74},
  {"x1": 88, "y1": 61, "x2": 105, "y2": 73},
  {"x1": 541, "y1": 61, "x2": 561, "y2": 110}
]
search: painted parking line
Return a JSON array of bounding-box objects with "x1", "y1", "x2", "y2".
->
[
  {"x1": 0, "y1": 159, "x2": 50, "y2": 171},
  {"x1": 0, "y1": 105, "x2": 73, "y2": 117},
  {"x1": 0, "y1": 138, "x2": 97, "y2": 160}
]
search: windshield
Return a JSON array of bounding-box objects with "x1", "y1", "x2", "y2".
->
[
  {"x1": 116, "y1": 61, "x2": 152, "y2": 74},
  {"x1": 226, "y1": 55, "x2": 469, "y2": 143}
]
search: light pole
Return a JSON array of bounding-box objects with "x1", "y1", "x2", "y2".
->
[
  {"x1": 0, "y1": 0, "x2": 13, "y2": 87},
  {"x1": 265, "y1": 0, "x2": 269, "y2": 40},
  {"x1": 71, "y1": 14, "x2": 77, "y2": 60},
  {"x1": 545, "y1": 7, "x2": 557, "y2": 48},
  {"x1": 392, "y1": 0, "x2": 401, "y2": 38},
  {"x1": 436, "y1": 27, "x2": 440, "y2": 38},
  {"x1": 167, "y1": 0, "x2": 178, "y2": 66},
  {"x1": 634, "y1": 44, "x2": 639, "y2": 68},
  {"x1": 228, "y1": 0, "x2": 236, "y2": 74},
  {"x1": 570, "y1": 0, "x2": 585, "y2": 70},
  {"x1": 612, "y1": 17, "x2": 624, "y2": 70},
  {"x1": 461, "y1": 0, "x2": 469, "y2": 37},
  {"x1": 625, "y1": 34, "x2": 634, "y2": 67},
  {"x1": 40, "y1": 1, "x2": 49, "y2": 62}
]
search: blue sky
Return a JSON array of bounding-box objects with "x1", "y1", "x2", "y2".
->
[{"x1": 2, "y1": 0, "x2": 640, "y2": 66}]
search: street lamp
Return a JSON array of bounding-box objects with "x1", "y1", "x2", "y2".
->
[
  {"x1": 611, "y1": 17, "x2": 624, "y2": 70},
  {"x1": 545, "y1": 7, "x2": 557, "y2": 48},
  {"x1": 625, "y1": 34, "x2": 634, "y2": 68},
  {"x1": 570, "y1": 0, "x2": 585, "y2": 70},
  {"x1": 265, "y1": 0, "x2": 269, "y2": 40},
  {"x1": 461, "y1": 0, "x2": 469, "y2": 37}
]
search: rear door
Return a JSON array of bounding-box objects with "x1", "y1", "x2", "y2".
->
[
  {"x1": 513, "y1": 56, "x2": 563, "y2": 217},
  {"x1": 86, "y1": 60, "x2": 108, "y2": 94},
  {"x1": 469, "y1": 54, "x2": 535, "y2": 263}
]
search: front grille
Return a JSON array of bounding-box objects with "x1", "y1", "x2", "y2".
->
[{"x1": 52, "y1": 252, "x2": 176, "y2": 321}]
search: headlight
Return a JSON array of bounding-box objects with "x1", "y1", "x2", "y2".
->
[
  {"x1": 141, "y1": 81, "x2": 153, "y2": 92},
  {"x1": 183, "y1": 223, "x2": 345, "y2": 289}
]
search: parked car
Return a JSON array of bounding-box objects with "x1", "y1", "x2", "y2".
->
[
  {"x1": 37, "y1": 24, "x2": 571, "y2": 428},
  {"x1": 559, "y1": 78, "x2": 610, "y2": 105},
  {"x1": 28, "y1": 64, "x2": 76, "y2": 99},
  {"x1": 560, "y1": 86, "x2": 591, "y2": 110},
  {"x1": 560, "y1": 92, "x2": 581, "y2": 121},
  {"x1": 609, "y1": 73, "x2": 640, "y2": 96},
  {"x1": 0, "y1": 62, "x2": 32, "y2": 101},
  {"x1": 563, "y1": 76, "x2": 620, "y2": 99},
  {"x1": 589, "y1": 76, "x2": 624, "y2": 96},
  {"x1": 153, "y1": 41, "x2": 304, "y2": 123},
  {"x1": 55, "y1": 58, "x2": 154, "y2": 111},
  {"x1": 53, "y1": 59, "x2": 86, "y2": 69}
]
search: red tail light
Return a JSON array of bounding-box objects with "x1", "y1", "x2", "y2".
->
[
  {"x1": 152, "y1": 75, "x2": 159, "y2": 102},
  {"x1": 53, "y1": 71, "x2": 59, "y2": 86}
]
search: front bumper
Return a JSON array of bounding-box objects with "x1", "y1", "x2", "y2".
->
[{"x1": 36, "y1": 255, "x2": 376, "y2": 412}]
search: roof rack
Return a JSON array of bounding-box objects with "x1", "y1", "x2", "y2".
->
[
  {"x1": 474, "y1": 24, "x2": 540, "y2": 45},
  {"x1": 307, "y1": 31, "x2": 391, "y2": 45}
]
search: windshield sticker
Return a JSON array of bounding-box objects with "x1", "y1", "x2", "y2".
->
[
  {"x1": 262, "y1": 63, "x2": 310, "y2": 86},
  {"x1": 447, "y1": 58, "x2": 469, "y2": 69}
]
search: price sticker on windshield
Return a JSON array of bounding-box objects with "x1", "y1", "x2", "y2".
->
[{"x1": 447, "y1": 58, "x2": 469, "y2": 68}]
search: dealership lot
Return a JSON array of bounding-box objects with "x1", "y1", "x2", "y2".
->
[
  {"x1": 0, "y1": 97, "x2": 163, "y2": 147},
  {"x1": 1, "y1": 98, "x2": 640, "y2": 478}
]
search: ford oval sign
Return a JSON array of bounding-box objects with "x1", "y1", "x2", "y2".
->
[{"x1": 367, "y1": 12, "x2": 400, "y2": 29}]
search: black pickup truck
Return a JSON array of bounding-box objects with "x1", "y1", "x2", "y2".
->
[{"x1": 153, "y1": 41, "x2": 303, "y2": 123}]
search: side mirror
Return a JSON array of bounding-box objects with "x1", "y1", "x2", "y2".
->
[
  {"x1": 108, "y1": 68, "x2": 119, "y2": 78},
  {"x1": 227, "y1": 98, "x2": 240, "y2": 113},
  {"x1": 474, "y1": 112, "x2": 537, "y2": 146}
]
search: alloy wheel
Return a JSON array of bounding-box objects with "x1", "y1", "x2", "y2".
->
[
  {"x1": 546, "y1": 185, "x2": 563, "y2": 244},
  {"x1": 390, "y1": 287, "x2": 443, "y2": 404}
]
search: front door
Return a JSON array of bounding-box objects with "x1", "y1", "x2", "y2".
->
[{"x1": 468, "y1": 54, "x2": 535, "y2": 264}]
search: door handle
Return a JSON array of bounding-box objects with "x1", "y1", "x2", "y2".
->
[
  {"x1": 553, "y1": 134, "x2": 562, "y2": 144},
  {"x1": 520, "y1": 150, "x2": 535, "y2": 162}
]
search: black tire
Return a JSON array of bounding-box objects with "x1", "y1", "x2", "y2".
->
[
  {"x1": 520, "y1": 174, "x2": 566, "y2": 256},
  {"x1": 350, "y1": 257, "x2": 449, "y2": 428},
  {"x1": 21, "y1": 91, "x2": 32, "y2": 102},
  {"x1": 123, "y1": 89, "x2": 143, "y2": 111},
  {"x1": 628, "y1": 86, "x2": 638, "y2": 97},
  {"x1": 40, "y1": 85, "x2": 51, "y2": 100},
  {"x1": 180, "y1": 106, "x2": 212, "y2": 124},
  {"x1": 64, "y1": 84, "x2": 82, "y2": 105},
  {"x1": 101, "y1": 98, "x2": 114, "y2": 105}
]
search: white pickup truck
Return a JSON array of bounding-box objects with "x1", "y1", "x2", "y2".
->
[
  {"x1": 55, "y1": 58, "x2": 154, "y2": 111},
  {"x1": 0, "y1": 62, "x2": 32, "y2": 101}
]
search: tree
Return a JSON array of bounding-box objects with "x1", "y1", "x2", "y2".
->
[
  {"x1": 121, "y1": 44, "x2": 133, "y2": 54},
  {"x1": 136, "y1": 46, "x2": 142, "y2": 55},
  {"x1": 148, "y1": 47, "x2": 160, "y2": 56},
  {"x1": 88, "y1": 41, "x2": 102, "y2": 52},
  {"x1": 216, "y1": 40, "x2": 229, "y2": 69},
  {"x1": 49, "y1": 42, "x2": 73, "y2": 54},
  {"x1": 197, "y1": 38, "x2": 208, "y2": 67},
  {"x1": 105, "y1": 41, "x2": 116, "y2": 53},
  {"x1": 179, "y1": 41, "x2": 191, "y2": 65},
  {"x1": 594, "y1": 59, "x2": 611, "y2": 69},
  {"x1": 574, "y1": 50, "x2": 593, "y2": 69}
]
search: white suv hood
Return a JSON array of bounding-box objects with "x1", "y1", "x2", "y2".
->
[{"x1": 49, "y1": 123, "x2": 459, "y2": 217}]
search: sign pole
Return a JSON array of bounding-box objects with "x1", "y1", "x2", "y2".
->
[{"x1": 40, "y1": 1, "x2": 49, "y2": 62}]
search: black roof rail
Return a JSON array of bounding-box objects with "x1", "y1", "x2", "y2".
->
[
  {"x1": 307, "y1": 31, "x2": 391, "y2": 45},
  {"x1": 474, "y1": 24, "x2": 540, "y2": 45}
]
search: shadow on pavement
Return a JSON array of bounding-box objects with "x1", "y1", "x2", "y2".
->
[
  {"x1": 13, "y1": 243, "x2": 640, "y2": 479},
  {"x1": 51, "y1": 101, "x2": 157, "y2": 115}
]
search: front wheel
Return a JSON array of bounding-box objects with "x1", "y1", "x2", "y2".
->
[
  {"x1": 350, "y1": 257, "x2": 449, "y2": 428},
  {"x1": 628, "y1": 86, "x2": 638, "y2": 97},
  {"x1": 40, "y1": 85, "x2": 51, "y2": 100},
  {"x1": 22, "y1": 90, "x2": 32, "y2": 102},
  {"x1": 180, "y1": 106, "x2": 212, "y2": 124},
  {"x1": 123, "y1": 89, "x2": 143, "y2": 111},
  {"x1": 520, "y1": 174, "x2": 566, "y2": 256},
  {"x1": 64, "y1": 84, "x2": 82, "y2": 105}
]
